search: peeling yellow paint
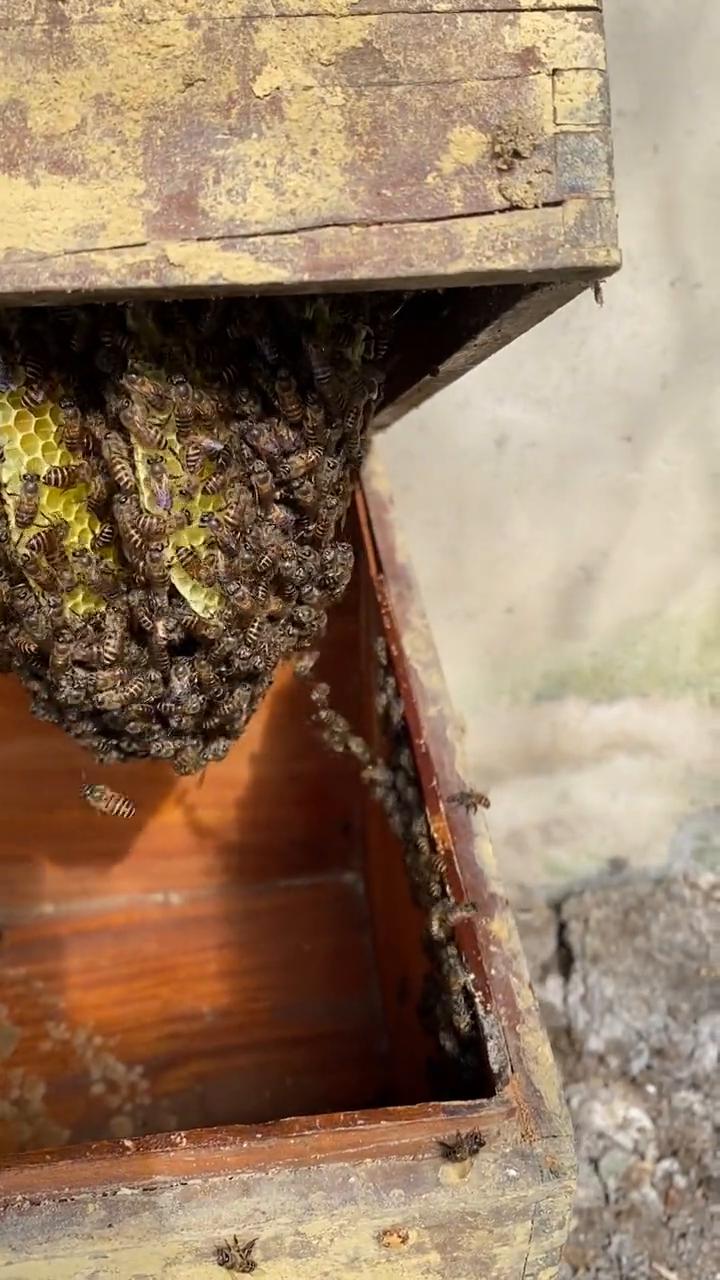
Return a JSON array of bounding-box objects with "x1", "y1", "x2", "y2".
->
[{"x1": 436, "y1": 124, "x2": 490, "y2": 176}]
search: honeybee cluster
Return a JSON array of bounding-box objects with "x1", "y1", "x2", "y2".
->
[
  {"x1": 0, "y1": 295, "x2": 403, "y2": 773},
  {"x1": 302, "y1": 640, "x2": 489, "y2": 1095}
]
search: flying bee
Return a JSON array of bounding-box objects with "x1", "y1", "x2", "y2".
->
[
  {"x1": 91, "y1": 522, "x2": 115, "y2": 552},
  {"x1": 437, "y1": 1130, "x2": 485, "y2": 1163},
  {"x1": 56, "y1": 397, "x2": 86, "y2": 454},
  {"x1": 448, "y1": 788, "x2": 490, "y2": 814},
  {"x1": 101, "y1": 431, "x2": 136, "y2": 493},
  {"x1": 42, "y1": 461, "x2": 88, "y2": 490},
  {"x1": 119, "y1": 398, "x2": 168, "y2": 452},
  {"x1": 146, "y1": 456, "x2": 173, "y2": 511},
  {"x1": 82, "y1": 783, "x2": 136, "y2": 820},
  {"x1": 14, "y1": 473, "x2": 41, "y2": 529}
]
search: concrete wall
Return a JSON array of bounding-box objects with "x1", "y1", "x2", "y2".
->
[{"x1": 373, "y1": 0, "x2": 720, "y2": 890}]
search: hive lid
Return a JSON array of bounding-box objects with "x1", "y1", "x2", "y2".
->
[{"x1": 0, "y1": 0, "x2": 618, "y2": 305}]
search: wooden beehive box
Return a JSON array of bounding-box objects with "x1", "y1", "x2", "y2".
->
[
  {"x1": 0, "y1": 0, "x2": 618, "y2": 424},
  {"x1": 0, "y1": 0, "x2": 613, "y2": 1269},
  {"x1": 0, "y1": 463, "x2": 574, "y2": 1277}
]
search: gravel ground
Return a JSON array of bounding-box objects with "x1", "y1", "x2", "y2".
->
[{"x1": 514, "y1": 868, "x2": 719, "y2": 1280}]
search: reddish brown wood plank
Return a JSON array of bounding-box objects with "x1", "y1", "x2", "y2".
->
[{"x1": 0, "y1": 876, "x2": 387, "y2": 1152}]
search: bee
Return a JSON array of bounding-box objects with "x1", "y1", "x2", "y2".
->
[
  {"x1": 306, "y1": 341, "x2": 335, "y2": 395},
  {"x1": 146, "y1": 456, "x2": 173, "y2": 511},
  {"x1": 447, "y1": 789, "x2": 490, "y2": 815},
  {"x1": 82, "y1": 783, "x2": 136, "y2": 820},
  {"x1": 310, "y1": 494, "x2": 341, "y2": 544},
  {"x1": 85, "y1": 466, "x2": 112, "y2": 517},
  {"x1": 42, "y1": 462, "x2": 87, "y2": 490},
  {"x1": 91, "y1": 522, "x2": 115, "y2": 552},
  {"x1": 119, "y1": 398, "x2": 168, "y2": 452},
  {"x1": 20, "y1": 382, "x2": 48, "y2": 412},
  {"x1": 98, "y1": 607, "x2": 126, "y2": 666},
  {"x1": 437, "y1": 1130, "x2": 485, "y2": 1163},
  {"x1": 290, "y1": 477, "x2": 318, "y2": 516},
  {"x1": 249, "y1": 460, "x2": 274, "y2": 510},
  {"x1": 95, "y1": 673, "x2": 151, "y2": 710},
  {"x1": 274, "y1": 369, "x2": 304, "y2": 424},
  {"x1": 267, "y1": 502, "x2": 296, "y2": 535},
  {"x1": 143, "y1": 543, "x2": 170, "y2": 592},
  {"x1": 427, "y1": 900, "x2": 478, "y2": 945},
  {"x1": 121, "y1": 370, "x2": 172, "y2": 419},
  {"x1": 24, "y1": 519, "x2": 66, "y2": 560},
  {"x1": 48, "y1": 630, "x2": 78, "y2": 678},
  {"x1": 22, "y1": 551, "x2": 60, "y2": 594},
  {"x1": 56, "y1": 397, "x2": 86, "y2": 454},
  {"x1": 185, "y1": 433, "x2": 230, "y2": 474},
  {"x1": 148, "y1": 616, "x2": 170, "y2": 678},
  {"x1": 223, "y1": 486, "x2": 254, "y2": 532},
  {"x1": 202, "y1": 469, "x2": 232, "y2": 498},
  {"x1": 223, "y1": 579, "x2": 256, "y2": 621},
  {"x1": 279, "y1": 447, "x2": 322, "y2": 483},
  {"x1": 9, "y1": 626, "x2": 39, "y2": 658},
  {"x1": 215, "y1": 1233, "x2": 258, "y2": 1272},
  {"x1": 168, "y1": 373, "x2": 195, "y2": 435},
  {"x1": 199, "y1": 513, "x2": 242, "y2": 559},
  {"x1": 292, "y1": 649, "x2": 319, "y2": 679},
  {"x1": 71, "y1": 549, "x2": 123, "y2": 599},
  {"x1": 14, "y1": 473, "x2": 41, "y2": 529},
  {"x1": 302, "y1": 391, "x2": 326, "y2": 444},
  {"x1": 101, "y1": 431, "x2": 136, "y2": 492},
  {"x1": 205, "y1": 683, "x2": 252, "y2": 731},
  {"x1": 114, "y1": 493, "x2": 176, "y2": 542}
]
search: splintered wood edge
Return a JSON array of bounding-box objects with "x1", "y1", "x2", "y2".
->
[{"x1": 358, "y1": 469, "x2": 573, "y2": 1148}]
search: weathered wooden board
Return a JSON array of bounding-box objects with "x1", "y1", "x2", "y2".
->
[{"x1": 0, "y1": 4, "x2": 617, "y2": 299}]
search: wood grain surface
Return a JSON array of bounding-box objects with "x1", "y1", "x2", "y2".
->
[{"x1": 0, "y1": 3, "x2": 618, "y2": 300}]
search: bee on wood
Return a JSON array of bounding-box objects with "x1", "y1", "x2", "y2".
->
[
  {"x1": 71, "y1": 549, "x2": 123, "y2": 600},
  {"x1": 428, "y1": 900, "x2": 478, "y2": 945},
  {"x1": 82, "y1": 783, "x2": 136, "y2": 820},
  {"x1": 101, "y1": 431, "x2": 136, "y2": 493},
  {"x1": 448, "y1": 789, "x2": 490, "y2": 814},
  {"x1": 42, "y1": 462, "x2": 88, "y2": 490},
  {"x1": 119, "y1": 398, "x2": 168, "y2": 452},
  {"x1": 91, "y1": 522, "x2": 115, "y2": 552},
  {"x1": 437, "y1": 1130, "x2": 485, "y2": 1163},
  {"x1": 215, "y1": 1235, "x2": 257, "y2": 1273},
  {"x1": 14, "y1": 473, "x2": 41, "y2": 529},
  {"x1": 145, "y1": 456, "x2": 173, "y2": 512}
]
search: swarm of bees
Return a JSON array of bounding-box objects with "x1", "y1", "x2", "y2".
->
[
  {"x1": 300, "y1": 639, "x2": 488, "y2": 1096},
  {"x1": 0, "y1": 295, "x2": 404, "y2": 773}
]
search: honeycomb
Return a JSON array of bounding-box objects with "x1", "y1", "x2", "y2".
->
[
  {"x1": 0, "y1": 294, "x2": 403, "y2": 773},
  {"x1": 0, "y1": 391, "x2": 104, "y2": 615}
]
